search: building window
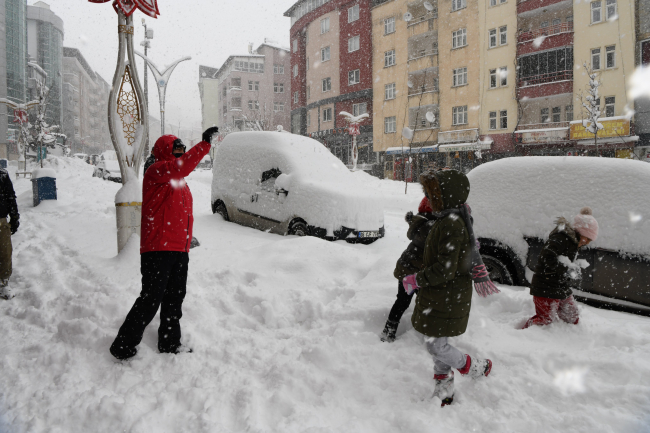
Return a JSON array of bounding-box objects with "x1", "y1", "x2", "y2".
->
[
  {"x1": 591, "y1": 1, "x2": 602, "y2": 23},
  {"x1": 348, "y1": 69, "x2": 360, "y2": 85},
  {"x1": 293, "y1": 64, "x2": 298, "y2": 77},
  {"x1": 348, "y1": 36, "x2": 360, "y2": 52},
  {"x1": 321, "y1": 17, "x2": 330, "y2": 34},
  {"x1": 274, "y1": 83, "x2": 284, "y2": 93},
  {"x1": 385, "y1": 83, "x2": 396, "y2": 100},
  {"x1": 606, "y1": 0, "x2": 617, "y2": 19},
  {"x1": 385, "y1": 17, "x2": 395, "y2": 34},
  {"x1": 519, "y1": 47, "x2": 573, "y2": 78},
  {"x1": 294, "y1": 91, "x2": 299, "y2": 103},
  {"x1": 248, "y1": 100, "x2": 259, "y2": 110},
  {"x1": 566, "y1": 105, "x2": 573, "y2": 121},
  {"x1": 452, "y1": 29, "x2": 467, "y2": 49},
  {"x1": 307, "y1": 111, "x2": 311, "y2": 127},
  {"x1": 453, "y1": 67, "x2": 468, "y2": 87},
  {"x1": 490, "y1": 0, "x2": 497, "y2": 6},
  {"x1": 292, "y1": 39, "x2": 298, "y2": 53},
  {"x1": 606, "y1": 45, "x2": 616, "y2": 68},
  {"x1": 248, "y1": 81, "x2": 260, "y2": 91},
  {"x1": 231, "y1": 97, "x2": 241, "y2": 108},
  {"x1": 500, "y1": 110, "x2": 508, "y2": 129},
  {"x1": 321, "y1": 46, "x2": 331, "y2": 62},
  {"x1": 353, "y1": 102, "x2": 367, "y2": 116},
  {"x1": 348, "y1": 4, "x2": 359, "y2": 23},
  {"x1": 274, "y1": 64, "x2": 284, "y2": 74},
  {"x1": 323, "y1": 107, "x2": 332, "y2": 122},
  {"x1": 322, "y1": 77, "x2": 331, "y2": 92},
  {"x1": 306, "y1": 57, "x2": 310, "y2": 71},
  {"x1": 552, "y1": 106, "x2": 561, "y2": 122},
  {"x1": 499, "y1": 67, "x2": 508, "y2": 86},
  {"x1": 605, "y1": 96, "x2": 615, "y2": 117},
  {"x1": 592, "y1": 48, "x2": 601, "y2": 70},
  {"x1": 489, "y1": 69, "x2": 497, "y2": 88},
  {"x1": 499, "y1": 26, "x2": 507, "y2": 45},
  {"x1": 541, "y1": 108, "x2": 550, "y2": 123},
  {"x1": 489, "y1": 29, "x2": 497, "y2": 48},
  {"x1": 385, "y1": 116, "x2": 397, "y2": 133},
  {"x1": 274, "y1": 102, "x2": 285, "y2": 112},
  {"x1": 307, "y1": 86, "x2": 310, "y2": 100},
  {"x1": 489, "y1": 111, "x2": 497, "y2": 129},
  {"x1": 385, "y1": 50, "x2": 396, "y2": 67},
  {"x1": 231, "y1": 78, "x2": 242, "y2": 88},
  {"x1": 452, "y1": 106, "x2": 468, "y2": 125},
  {"x1": 452, "y1": 0, "x2": 466, "y2": 11}
]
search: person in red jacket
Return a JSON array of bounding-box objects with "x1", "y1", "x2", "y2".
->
[{"x1": 110, "y1": 127, "x2": 218, "y2": 361}]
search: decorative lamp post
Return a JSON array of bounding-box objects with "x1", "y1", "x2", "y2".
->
[
  {"x1": 89, "y1": 0, "x2": 158, "y2": 252},
  {"x1": 0, "y1": 99, "x2": 39, "y2": 171},
  {"x1": 338, "y1": 111, "x2": 369, "y2": 171},
  {"x1": 135, "y1": 52, "x2": 191, "y2": 136},
  {"x1": 140, "y1": 18, "x2": 153, "y2": 154}
]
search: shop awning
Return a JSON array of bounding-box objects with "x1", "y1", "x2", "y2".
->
[
  {"x1": 437, "y1": 141, "x2": 492, "y2": 153},
  {"x1": 575, "y1": 135, "x2": 639, "y2": 145},
  {"x1": 385, "y1": 145, "x2": 438, "y2": 155}
]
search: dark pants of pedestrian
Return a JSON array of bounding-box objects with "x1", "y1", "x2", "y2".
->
[
  {"x1": 387, "y1": 281, "x2": 415, "y2": 324},
  {"x1": 524, "y1": 295, "x2": 579, "y2": 328},
  {"x1": 110, "y1": 251, "x2": 189, "y2": 358}
]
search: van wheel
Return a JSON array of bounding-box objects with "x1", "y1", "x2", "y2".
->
[
  {"x1": 481, "y1": 254, "x2": 514, "y2": 285},
  {"x1": 288, "y1": 221, "x2": 308, "y2": 237},
  {"x1": 212, "y1": 201, "x2": 229, "y2": 221}
]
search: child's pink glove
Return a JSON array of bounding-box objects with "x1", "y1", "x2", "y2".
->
[{"x1": 403, "y1": 274, "x2": 419, "y2": 295}]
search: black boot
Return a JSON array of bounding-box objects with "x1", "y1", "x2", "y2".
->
[
  {"x1": 110, "y1": 341, "x2": 137, "y2": 361},
  {"x1": 380, "y1": 320, "x2": 398, "y2": 342}
]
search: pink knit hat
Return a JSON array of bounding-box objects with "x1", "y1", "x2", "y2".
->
[{"x1": 574, "y1": 207, "x2": 599, "y2": 241}]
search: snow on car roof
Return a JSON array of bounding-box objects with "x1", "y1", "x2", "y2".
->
[{"x1": 467, "y1": 156, "x2": 650, "y2": 259}]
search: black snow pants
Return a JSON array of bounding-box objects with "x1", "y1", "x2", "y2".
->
[
  {"x1": 387, "y1": 280, "x2": 415, "y2": 324},
  {"x1": 110, "y1": 251, "x2": 189, "y2": 357}
]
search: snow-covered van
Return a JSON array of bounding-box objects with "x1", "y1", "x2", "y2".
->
[
  {"x1": 211, "y1": 131, "x2": 385, "y2": 243},
  {"x1": 467, "y1": 157, "x2": 650, "y2": 311},
  {"x1": 92, "y1": 150, "x2": 121, "y2": 183}
]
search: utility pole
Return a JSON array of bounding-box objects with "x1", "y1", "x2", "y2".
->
[{"x1": 141, "y1": 19, "x2": 154, "y2": 154}]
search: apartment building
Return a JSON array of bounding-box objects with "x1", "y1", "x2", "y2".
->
[
  {"x1": 198, "y1": 42, "x2": 291, "y2": 135},
  {"x1": 635, "y1": 0, "x2": 650, "y2": 156},
  {"x1": 284, "y1": 0, "x2": 374, "y2": 168}
]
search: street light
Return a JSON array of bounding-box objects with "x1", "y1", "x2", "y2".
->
[{"x1": 140, "y1": 18, "x2": 153, "y2": 154}]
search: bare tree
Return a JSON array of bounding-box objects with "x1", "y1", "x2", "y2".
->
[{"x1": 578, "y1": 62, "x2": 604, "y2": 155}]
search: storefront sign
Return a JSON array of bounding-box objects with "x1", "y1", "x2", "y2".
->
[
  {"x1": 570, "y1": 118, "x2": 631, "y2": 140},
  {"x1": 518, "y1": 128, "x2": 568, "y2": 144},
  {"x1": 438, "y1": 142, "x2": 491, "y2": 153},
  {"x1": 438, "y1": 129, "x2": 478, "y2": 144}
]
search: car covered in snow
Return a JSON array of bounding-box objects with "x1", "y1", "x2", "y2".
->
[
  {"x1": 211, "y1": 131, "x2": 385, "y2": 243},
  {"x1": 92, "y1": 150, "x2": 122, "y2": 183},
  {"x1": 467, "y1": 157, "x2": 650, "y2": 311}
]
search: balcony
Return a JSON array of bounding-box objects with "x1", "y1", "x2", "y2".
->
[
  {"x1": 518, "y1": 22, "x2": 573, "y2": 43},
  {"x1": 518, "y1": 69, "x2": 572, "y2": 88},
  {"x1": 408, "y1": 48, "x2": 438, "y2": 62}
]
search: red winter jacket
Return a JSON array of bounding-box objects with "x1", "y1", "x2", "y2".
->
[{"x1": 140, "y1": 135, "x2": 211, "y2": 254}]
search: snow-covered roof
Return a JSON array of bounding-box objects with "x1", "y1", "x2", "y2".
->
[
  {"x1": 256, "y1": 42, "x2": 290, "y2": 53},
  {"x1": 467, "y1": 156, "x2": 650, "y2": 259}
]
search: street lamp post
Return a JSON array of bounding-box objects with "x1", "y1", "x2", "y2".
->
[
  {"x1": 338, "y1": 111, "x2": 369, "y2": 171},
  {"x1": 140, "y1": 18, "x2": 153, "y2": 153}
]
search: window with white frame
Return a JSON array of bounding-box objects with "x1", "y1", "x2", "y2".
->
[
  {"x1": 321, "y1": 17, "x2": 330, "y2": 34},
  {"x1": 489, "y1": 29, "x2": 497, "y2": 48},
  {"x1": 606, "y1": 45, "x2": 616, "y2": 68},
  {"x1": 591, "y1": 1, "x2": 602, "y2": 23},
  {"x1": 323, "y1": 107, "x2": 332, "y2": 122},
  {"x1": 384, "y1": 116, "x2": 396, "y2": 133},
  {"x1": 605, "y1": 96, "x2": 615, "y2": 117},
  {"x1": 348, "y1": 36, "x2": 360, "y2": 52},
  {"x1": 385, "y1": 50, "x2": 396, "y2": 67},
  {"x1": 248, "y1": 81, "x2": 259, "y2": 91},
  {"x1": 385, "y1": 83, "x2": 396, "y2": 100},
  {"x1": 499, "y1": 66, "x2": 508, "y2": 86},
  {"x1": 292, "y1": 39, "x2": 298, "y2": 53},
  {"x1": 322, "y1": 77, "x2": 331, "y2": 92},
  {"x1": 453, "y1": 67, "x2": 467, "y2": 87},
  {"x1": 541, "y1": 108, "x2": 550, "y2": 123},
  {"x1": 606, "y1": 0, "x2": 617, "y2": 19},
  {"x1": 384, "y1": 17, "x2": 395, "y2": 34},
  {"x1": 452, "y1": 106, "x2": 468, "y2": 125},
  {"x1": 274, "y1": 102, "x2": 285, "y2": 112},
  {"x1": 592, "y1": 48, "x2": 601, "y2": 70},
  {"x1": 552, "y1": 106, "x2": 561, "y2": 122},
  {"x1": 248, "y1": 100, "x2": 259, "y2": 110},
  {"x1": 489, "y1": 69, "x2": 497, "y2": 88},
  {"x1": 566, "y1": 105, "x2": 573, "y2": 121},
  {"x1": 348, "y1": 4, "x2": 359, "y2": 22},
  {"x1": 452, "y1": 29, "x2": 467, "y2": 49},
  {"x1": 274, "y1": 64, "x2": 284, "y2": 74},
  {"x1": 500, "y1": 110, "x2": 508, "y2": 129},
  {"x1": 452, "y1": 0, "x2": 466, "y2": 11},
  {"x1": 348, "y1": 69, "x2": 360, "y2": 85},
  {"x1": 293, "y1": 64, "x2": 298, "y2": 77},
  {"x1": 294, "y1": 91, "x2": 299, "y2": 103},
  {"x1": 499, "y1": 26, "x2": 507, "y2": 45},
  {"x1": 321, "y1": 46, "x2": 331, "y2": 62},
  {"x1": 273, "y1": 83, "x2": 284, "y2": 93},
  {"x1": 490, "y1": 0, "x2": 497, "y2": 6},
  {"x1": 489, "y1": 111, "x2": 497, "y2": 129},
  {"x1": 353, "y1": 102, "x2": 367, "y2": 116}
]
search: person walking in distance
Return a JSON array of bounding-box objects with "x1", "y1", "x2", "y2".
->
[
  {"x1": 0, "y1": 167, "x2": 19, "y2": 300},
  {"x1": 109, "y1": 127, "x2": 218, "y2": 361}
]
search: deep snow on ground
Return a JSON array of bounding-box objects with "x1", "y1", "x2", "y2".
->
[{"x1": 1, "y1": 157, "x2": 650, "y2": 433}]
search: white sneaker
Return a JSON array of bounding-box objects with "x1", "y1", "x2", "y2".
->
[
  {"x1": 433, "y1": 371, "x2": 454, "y2": 406},
  {"x1": 0, "y1": 282, "x2": 14, "y2": 300},
  {"x1": 459, "y1": 355, "x2": 493, "y2": 379}
]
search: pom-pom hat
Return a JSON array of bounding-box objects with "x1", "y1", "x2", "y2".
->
[{"x1": 574, "y1": 207, "x2": 599, "y2": 241}]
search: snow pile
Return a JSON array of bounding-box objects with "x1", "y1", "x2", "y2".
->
[
  {"x1": 212, "y1": 132, "x2": 384, "y2": 233},
  {"x1": 467, "y1": 157, "x2": 650, "y2": 259}
]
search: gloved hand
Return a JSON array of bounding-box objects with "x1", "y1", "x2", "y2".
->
[
  {"x1": 10, "y1": 219, "x2": 19, "y2": 235},
  {"x1": 202, "y1": 126, "x2": 219, "y2": 144},
  {"x1": 403, "y1": 274, "x2": 419, "y2": 295}
]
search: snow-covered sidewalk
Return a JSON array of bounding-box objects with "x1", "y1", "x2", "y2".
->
[{"x1": 1, "y1": 158, "x2": 649, "y2": 433}]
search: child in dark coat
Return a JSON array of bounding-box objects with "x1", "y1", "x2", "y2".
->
[{"x1": 380, "y1": 197, "x2": 436, "y2": 342}]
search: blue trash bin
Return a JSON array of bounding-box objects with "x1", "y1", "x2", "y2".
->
[{"x1": 32, "y1": 176, "x2": 57, "y2": 207}]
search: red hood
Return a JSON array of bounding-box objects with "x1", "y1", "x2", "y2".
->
[
  {"x1": 418, "y1": 196, "x2": 433, "y2": 214},
  {"x1": 153, "y1": 135, "x2": 179, "y2": 162}
]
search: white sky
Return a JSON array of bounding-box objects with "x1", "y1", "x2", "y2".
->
[{"x1": 36, "y1": 0, "x2": 297, "y2": 132}]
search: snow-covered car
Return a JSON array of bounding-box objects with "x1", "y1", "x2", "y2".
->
[
  {"x1": 211, "y1": 131, "x2": 385, "y2": 243},
  {"x1": 195, "y1": 154, "x2": 212, "y2": 170},
  {"x1": 92, "y1": 151, "x2": 122, "y2": 183},
  {"x1": 73, "y1": 153, "x2": 89, "y2": 163},
  {"x1": 467, "y1": 157, "x2": 650, "y2": 310}
]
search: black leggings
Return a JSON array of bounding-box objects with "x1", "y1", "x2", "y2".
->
[{"x1": 388, "y1": 280, "x2": 415, "y2": 324}]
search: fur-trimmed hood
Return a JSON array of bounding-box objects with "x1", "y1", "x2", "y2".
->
[
  {"x1": 419, "y1": 169, "x2": 470, "y2": 211},
  {"x1": 551, "y1": 217, "x2": 579, "y2": 244}
]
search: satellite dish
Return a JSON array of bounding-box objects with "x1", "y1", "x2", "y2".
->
[
  {"x1": 426, "y1": 111, "x2": 436, "y2": 123},
  {"x1": 423, "y1": 1, "x2": 434, "y2": 11},
  {"x1": 403, "y1": 12, "x2": 413, "y2": 22},
  {"x1": 407, "y1": 80, "x2": 414, "y2": 88}
]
